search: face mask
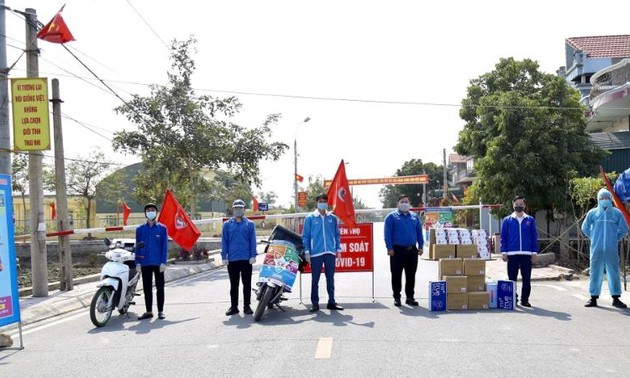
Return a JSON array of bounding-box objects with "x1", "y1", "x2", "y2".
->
[
  {"x1": 146, "y1": 211, "x2": 157, "y2": 220},
  {"x1": 514, "y1": 206, "x2": 525, "y2": 213},
  {"x1": 399, "y1": 203, "x2": 410, "y2": 212},
  {"x1": 599, "y1": 199, "x2": 612, "y2": 209},
  {"x1": 233, "y1": 208, "x2": 245, "y2": 218},
  {"x1": 317, "y1": 202, "x2": 328, "y2": 211}
]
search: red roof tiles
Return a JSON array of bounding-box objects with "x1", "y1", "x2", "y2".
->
[{"x1": 566, "y1": 35, "x2": 630, "y2": 58}]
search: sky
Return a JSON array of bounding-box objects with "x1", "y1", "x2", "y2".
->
[{"x1": 4, "y1": 0, "x2": 630, "y2": 209}]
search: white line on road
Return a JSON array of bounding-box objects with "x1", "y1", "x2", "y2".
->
[
  {"x1": 7, "y1": 310, "x2": 86, "y2": 337},
  {"x1": 315, "y1": 337, "x2": 333, "y2": 359}
]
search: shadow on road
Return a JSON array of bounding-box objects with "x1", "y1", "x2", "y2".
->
[
  {"x1": 508, "y1": 306, "x2": 572, "y2": 321},
  {"x1": 87, "y1": 314, "x2": 198, "y2": 334}
]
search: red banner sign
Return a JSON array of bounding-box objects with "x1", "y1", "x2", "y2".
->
[
  {"x1": 324, "y1": 174, "x2": 429, "y2": 187},
  {"x1": 303, "y1": 223, "x2": 373, "y2": 273}
]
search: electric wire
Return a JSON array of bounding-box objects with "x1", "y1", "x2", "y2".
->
[{"x1": 124, "y1": 0, "x2": 170, "y2": 50}]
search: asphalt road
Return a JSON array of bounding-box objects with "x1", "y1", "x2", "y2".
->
[{"x1": 2, "y1": 223, "x2": 630, "y2": 377}]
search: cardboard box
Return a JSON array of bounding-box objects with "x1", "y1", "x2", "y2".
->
[
  {"x1": 467, "y1": 275, "x2": 486, "y2": 292},
  {"x1": 497, "y1": 280, "x2": 516, "y2": 310},
  {"x1": 432, "y1": 244, "x2": 456, "y2": 260},
  {"x1": 463, "y1": 258, "x2": 486, "y2": 276},
  {"x1": 428, "y1": 281, "x2": 447, "y2": 311},
  {"x1": 487, "y1": 281, "x2": 498, "y2": 309},
  {"x1": 468, "y1": 291, "x2": 490, "y2": 310},
  {"x1": 445, "y1": 276, "x2": 467, "y2": 294},
  {"x1": 456, "y1": 244, "x2": 478, "y2": 259},
  {"x1": 447, "y1": 293, "x2": 468, "y2": 310},
  {"x1": 439, "y1": 258, "x2": 463, "y2": 278}
]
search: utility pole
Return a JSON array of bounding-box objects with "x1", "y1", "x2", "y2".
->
[
  {"x1": 52, "y1": 79, "x2": 72, "y2": 290},
  {"x1": 443, "y1": 148, "x2": 448, "y2": 200},
  {"x1": 26, "y1": 8, "x2": 48, "y2": 297},
  {"x1": 0, "y1": 1, "x2": 10, "y2": 174}
]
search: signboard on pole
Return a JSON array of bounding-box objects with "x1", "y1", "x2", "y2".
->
[
  {"x1": 11, "y1": 78, "x2": 51, "y2": 151},
  {"x1": 297, "y1": 191, "x2": 308, "y2": 208},
  {"x1": 258, "y1": 203, "x2": 269, "y2": 212},
  {"x1": 303, "y1": 223, "x2": 373, "y2": 273},
  {"x1": 0, "y1": 175, "x2": 20, "y2": 328}
]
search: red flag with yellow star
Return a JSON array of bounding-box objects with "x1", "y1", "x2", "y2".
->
[{"x1": 37, "y1": 6, "x2": 76, "y2": 44}]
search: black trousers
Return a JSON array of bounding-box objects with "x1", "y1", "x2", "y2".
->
[
  {"x1": 141, "y1": 265, "x2": 165, "y2": 313},
  {"x1": 227, "y1": 260, "x2": 253, "y2": 307},
  {"x1": 507, "y1": 255, "x2": 532, "y2": 302},
  {"x1": 390, "y1": 245, "x2": 419, "y2": 299}
]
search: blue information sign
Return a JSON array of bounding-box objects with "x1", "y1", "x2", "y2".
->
[
  {"x1": 258, "y1": 202, "x2": 269, "y2": 211},
  {"x1": 0, "y1": 174, "x2": 20, "y2": 327}
]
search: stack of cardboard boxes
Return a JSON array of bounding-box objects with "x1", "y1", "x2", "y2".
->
[{"x1": 435, "y1": 258, "x2": 489, "y2": 310}]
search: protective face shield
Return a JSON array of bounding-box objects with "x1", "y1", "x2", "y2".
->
[{"x1": 233, "y1": 208, "x2": 245, "y2": 218}]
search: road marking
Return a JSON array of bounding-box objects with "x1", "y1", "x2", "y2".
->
[
  {"x1": 573, "y1": 294, "x2": 590, "y2": 301},
  {"x1": 315, "y1": 337, "x2": 333, "y2": 359},
  {"x1": 7, "y1": 310, "x2": 85, "y2": 337}
]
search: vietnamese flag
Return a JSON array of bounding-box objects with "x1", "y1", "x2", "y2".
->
[
  {"x1": 50, "y1": 201, "x2": 56, "y2": 220},
  {"x1": 253, "y1": 196, "x2": 259, "y2": 211},
  {"x1": 295, "y1": 173, "x2": 304, "y2": 183},
  {"x1": 327, "y1": 160, "x2": 356, "y2": 227},
  {"x1": 158, "y1": 190, "x2": 201, "y2": 251},
  {"x1": 37, "y1": 5, "x2": 76, "y2": 44},
  {"x1": 122, "y1": 201, "x2": 132, "y2": 226},
  {"x1": 600, "y1": 166, "x2": 630, "y2": 227}
]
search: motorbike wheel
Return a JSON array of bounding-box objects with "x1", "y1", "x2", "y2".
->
[
  {"x1": 254, "y1": 286, "x2": 274, "y2": 322},
  {"x1": 90, "y1": 286, "x2": 114, "y2": 327}
]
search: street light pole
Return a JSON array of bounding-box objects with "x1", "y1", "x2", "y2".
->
[{"x1": 293, "y1": 117, "x2": 310, "y2": 229}]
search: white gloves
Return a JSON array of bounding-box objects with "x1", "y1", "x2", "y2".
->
[
  {"x1": 249, "y1": 257, "x2": 256, "y2": 265},
  {"x1": 136, "y1": 264, "x2": 141, "y2": 271},
  {"x1": 304, "y1": 253, "x2": 311, "y2": 263},
  {"x1": 222, "y1": 259, "x2": 228, "y2": 265},
  {"x1": 159, "y1": 263, "x2": 166, "y2": 273}
]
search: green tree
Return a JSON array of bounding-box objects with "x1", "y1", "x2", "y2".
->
[
  {"x1": 112, "y1": 37, "x2": 287, "y2": 213},
  {"x1": 55, "y1": 150, "x2": 115, "y2": 236},
  {"x1": 379, "y1": 159, "x2": 444, "y2": 208},
  {"x1": 202, "y1": 170, "x2": 253, "y2": 215},
  {"x1": 257, "y1": 191, "x2": 278, "y2": 207},
  {"x1": 455, "y1": 57, "x2": 605, "y2": 218}
]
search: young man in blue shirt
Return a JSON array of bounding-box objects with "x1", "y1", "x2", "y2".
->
[
  {"x1": 222, "y1": 199, "x2": 257, "y2": 316},
  {"x1": 302, "y1": 193, "x2": 343, "y2": 312},
  {"x1": 500, "y1": 196, "x2": 539, "y2": 307},
  {"x1": 135, "y1": 203, "x2": 169, "y2": 320},
  {"x1": 384, "y1": 194, "x2": 424, "y2": 307}
]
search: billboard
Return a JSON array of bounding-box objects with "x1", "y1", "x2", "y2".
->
[
  {"x1": 11, "y1": 78, "x2": 51, "y2": 151},
  {"x1": 0, "y1": 175, "x2": 20, "y2": 327},
  {"x1": 303, "y1": 223, "x2": 373, "y2": 273}
]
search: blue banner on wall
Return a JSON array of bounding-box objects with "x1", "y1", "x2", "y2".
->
[{"x1": 0, "y1": 174, "x2": 20, "y2": 327}]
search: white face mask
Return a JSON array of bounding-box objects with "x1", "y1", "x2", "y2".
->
[
  {"x1": 399, "y1": 203, "x2": 410, "y2": 212},
  {"x1": 146, "y1": 211, "x2": 157, "y2": 220},
  {"x1": 233, "y1": 208, "x2": 245, "y2": 218}
]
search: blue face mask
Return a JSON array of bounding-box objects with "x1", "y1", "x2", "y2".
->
[
  {"x1": 317, "y1": 202, "x2": 328, "y2": 211},
  {"x1": 599, "y1": 199, "x2": 612, "y2": 209}
]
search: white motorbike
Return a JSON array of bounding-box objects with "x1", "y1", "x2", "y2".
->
[{"x1": 89, "y1": 238, "x2": 143, "y2": 327}]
